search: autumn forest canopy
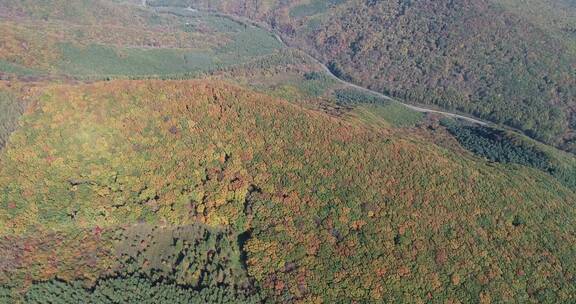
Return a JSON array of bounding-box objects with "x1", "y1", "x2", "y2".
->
[{"x1": 0, "y1": 0, "x2": 575, "y2": 303}]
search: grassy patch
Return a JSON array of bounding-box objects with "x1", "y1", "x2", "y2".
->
[
  {"x1": 297, "y1": 71, "x2": 335, "y2": 97},
  {"x1": 289, "y1": 0, "x2": 345, "y2": 18},
  {"x1": 334, "y1": 88, "x2": 423, "y2": 128},
  {"x1": 348, "y1": 103, "x2": 424, "y2": 128},
  {"x1": 0, "y1": 60, "x2": 46, "y2": 77},
  {"x1": 333, "y1": 88, "x2": 387, "y2": 105},
  {"x1": 201, "y1": 14, "x2": 247, "y2": 33},
  {"x1": 216, "y1": 25, "x2": 283, "y2": 60},
  {"x1": 0, "y1": 91, "x2": 25, "y2": 150},
  {"x1": 57, "y1": 43, "x2": 217, "y2": 77}
]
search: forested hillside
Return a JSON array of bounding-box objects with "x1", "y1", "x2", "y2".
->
[
  {"x1": 1, "y1": 80, "x2": 575, "y2": 303},
  {"x1": 1, "y1": 1, "x2": 576, "y2": 303},
  {"x1": 176, "y1": 0, "x2": 576, "y2": 152},
  {"x1": 0, "y1": 0, "x2": 284, "y2": 80}
]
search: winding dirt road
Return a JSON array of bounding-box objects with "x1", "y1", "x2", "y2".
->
[
  {"x1": 267, "y1": 33, "x2": 488, "y2": 125},
  {"x1": 153, "y1": 4, "x2": 489, "y2": 125},
  {"x1": 304, "y1": 49, "x2": 488, "y2": 125}
]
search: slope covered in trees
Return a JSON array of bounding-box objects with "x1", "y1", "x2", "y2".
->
[
  {"x1": 179, "y1": 0, "x2": 576, "y2": 152},
  {"x1": 0, "y1": 80, "x2": 575, "y2": 303},
  {"x1": 0, "y1": 0, "x2": 283, "y2": 80},
  {"x1": 1, "y1": 1, "x2": 576, "y2": 303},
  {"x1": 441, "y1": 119, "x2": 576, "y2": 190}
]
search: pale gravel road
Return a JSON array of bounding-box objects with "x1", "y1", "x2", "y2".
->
[{"x1": 153, "y1": 4, "x2": 489, "y2": 126}]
